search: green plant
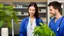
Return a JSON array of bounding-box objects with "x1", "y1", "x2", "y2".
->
[
  {"x1": 0, "y1": 4, "x2": 18, "y2": 28},
  {"x1": 33, "y1": 23, "x2": 56, "y2": 36}
]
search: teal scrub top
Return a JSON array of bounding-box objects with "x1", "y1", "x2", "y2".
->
[{"x1": 49, "y1": 16, "x2": 64, "y2": 36}]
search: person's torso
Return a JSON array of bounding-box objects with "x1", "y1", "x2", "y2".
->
[
  {"x1": 27, "y1": 17, "x2": 36, "y2": 36},
  {"x1": 23, "y1": 17, "x2": 43, "y2": 36},
  {"x1": 49, "y1": 16, "x2": 64, "y2": 36}
]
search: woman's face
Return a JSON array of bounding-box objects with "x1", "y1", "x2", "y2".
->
[{"x1": 28, "y1": 6, "x2": 35, "y2": 17}]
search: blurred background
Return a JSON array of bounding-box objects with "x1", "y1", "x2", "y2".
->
[
  {"x1": 0, "y1": 0, "x2": 47, "y2": 36},
  {"x1": 0, "y1": 0, "x2": 64, "y2": 36}
]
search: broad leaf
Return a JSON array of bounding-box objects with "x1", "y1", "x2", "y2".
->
[
  {"x1": 0, "y1": 20, "x2": 4, "y2": 27},
  {"x1": 33, "y1": 23, "x2": 56, "y2": 36}
]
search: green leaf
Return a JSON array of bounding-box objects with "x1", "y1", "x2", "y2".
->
[
  {"x1": 5, "y1": 16, "x2": 12, "y2": 28},
  {"x1": 0, "y1": 20, "x2": 4, "y2": 28},
  {"x1": 0, "y1": 3, "x2": 18, "y2": 28},
  {"x1": 33, "y1": 23, "x2": 56, "y2": 36},
  {"x1": 4, "y1": 6, "x2": 13, "y2": 10},
  {"x1": 43, "y1": 24, "x2": 51, "y2": 35},
  {"x1": 0, "y1": 4, "x2": 4, "y2": 8},
  {"x1": 7, "y1": 21, "x2": 12, "y2": 28},
  {"x1": 13, "y1": 12, "x2": 18, "y2": 24},
  {"x1": 51, "y1": 31, "x2": 56, "y2": 36}
]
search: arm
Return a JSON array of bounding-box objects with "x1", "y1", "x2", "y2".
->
[
  {"x1": 62, "y1": 18, "x2": 64, "y2": 36},
  {"x1": 62, "y1": 21, "x2": 64, "y2": 36},
  {"x1": 19, "y1": 19, "x2": 25, "y2": 36},
  {"x1": 63, "y1": 26, "x2": 64, "y2": 36}
]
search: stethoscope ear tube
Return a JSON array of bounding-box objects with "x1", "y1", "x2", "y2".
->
[
  {"x1": 57, "y1": 16, "x2": 64, "y2": 31},
  {"x1": 57, "y1": 27, "x2": 60, "y2": 31}
]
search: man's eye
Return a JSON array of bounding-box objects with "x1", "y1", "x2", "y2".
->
[{"x1": 50, "y1": 9, "x2": 52, "y2": 11}]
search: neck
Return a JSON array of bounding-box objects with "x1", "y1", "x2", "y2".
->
[
  {"x1": 30, "y1": 16, "x2": 35, "y2": 23},
  {"x1": 55, "y1": 12, "x2": 62, "y2": 19},
  {"x1": 30, "y1": 16, "x2": 35, "y2": 19}
]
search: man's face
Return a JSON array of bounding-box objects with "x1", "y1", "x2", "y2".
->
[{"x1": 49, "y1": 6, "x2": 56, "y2": 17}]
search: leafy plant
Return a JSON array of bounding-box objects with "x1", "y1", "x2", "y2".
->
[
  {"x1": 0, "y1": 4, "x2": 18, "y2": 28},
  {"x1": 33, "y1": 23, "x2": 56, "y2": 36}
]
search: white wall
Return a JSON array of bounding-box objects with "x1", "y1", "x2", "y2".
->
[
  {"x1": 62, "y1": 3, "x2": 64, "y2": 16},
  {"x1": 48, "y1": 0, "x2": 64, "y2": 3}
]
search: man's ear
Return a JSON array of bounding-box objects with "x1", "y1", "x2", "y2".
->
[{"x1": 55, "y1": 9, "x2": 58, "y2": 12}]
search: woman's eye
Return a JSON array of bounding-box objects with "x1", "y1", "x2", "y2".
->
[{"x1": 32, "y1": 9, "x2": 35, "y2": 11}]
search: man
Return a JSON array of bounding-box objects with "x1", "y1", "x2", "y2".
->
[{"x1": 48, "y1": 1, "x2": 64, "y2": 36}]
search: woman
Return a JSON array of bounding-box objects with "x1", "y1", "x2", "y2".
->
[{"x1": 20, "y1": 2, "x2": 43, "y2": 36}]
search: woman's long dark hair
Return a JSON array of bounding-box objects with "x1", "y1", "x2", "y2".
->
[{"x1": 28, "y1": 2, "x2": 39, "y2": 18}]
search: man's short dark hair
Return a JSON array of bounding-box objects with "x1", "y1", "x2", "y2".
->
[{"x1": 48, "y1": 1, "x2": 62, "y2": 15}]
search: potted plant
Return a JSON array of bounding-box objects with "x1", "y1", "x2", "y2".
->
[
  {"x1": 33, "y1": 23, "x2": 56, "y2": 36},
  {"x1": 0, "y1": 4, "x2": 18, "y2": 36}
]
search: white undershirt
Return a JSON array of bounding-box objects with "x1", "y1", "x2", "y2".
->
[{"x1": 27, "y1": 18, "x2": 36, "y2": 36}]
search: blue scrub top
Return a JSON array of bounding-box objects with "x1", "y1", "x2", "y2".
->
[{"x1": 49, "y1": 16, "x2": 64, "y2": 36}]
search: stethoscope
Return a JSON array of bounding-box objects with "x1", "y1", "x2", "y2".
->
[
  {"x1": 56, "y1": 16, "x2": 64, "y2": 31},
  {"x1": 57, "y1": 27, "x2": 60, "y2": 31}
]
